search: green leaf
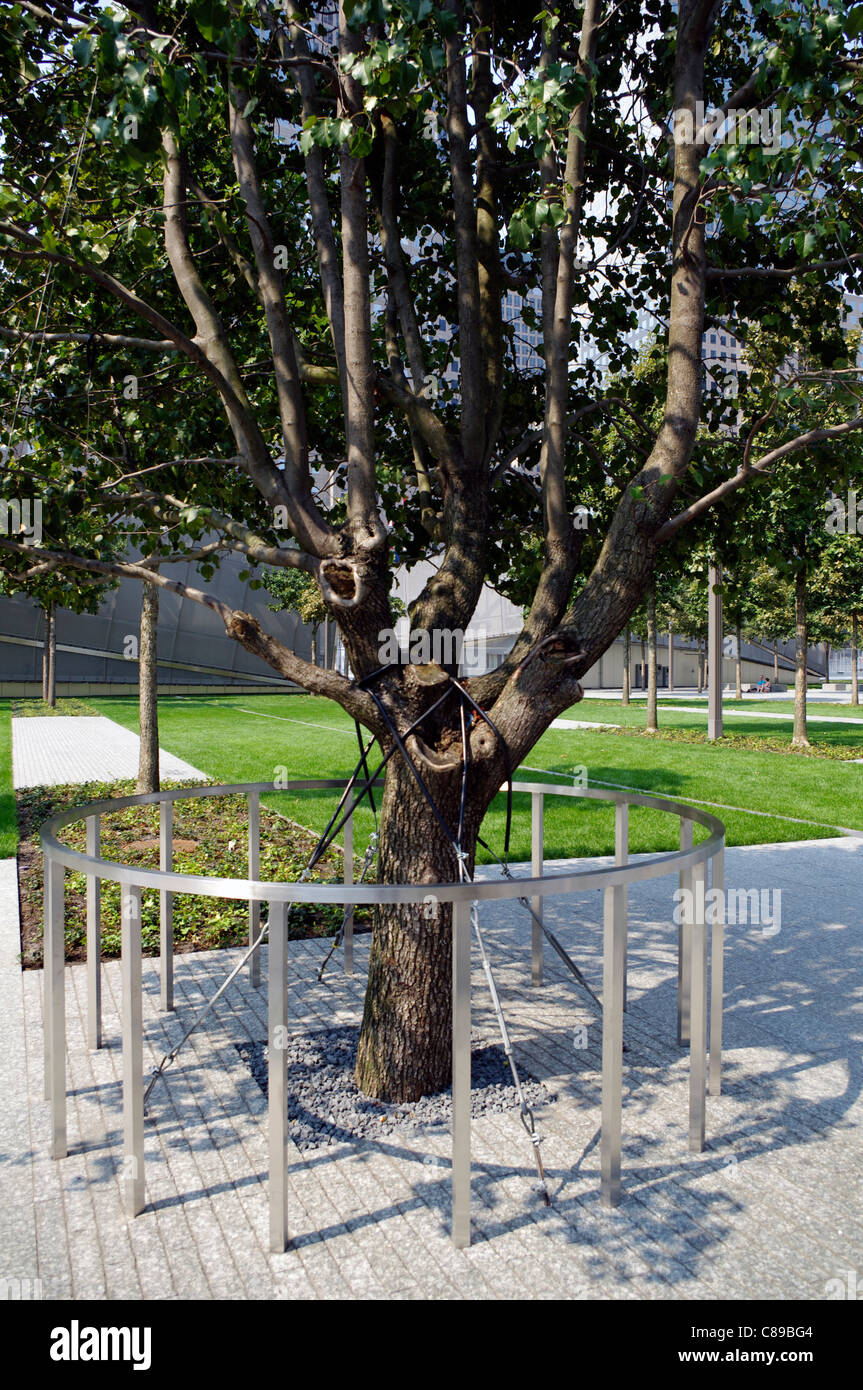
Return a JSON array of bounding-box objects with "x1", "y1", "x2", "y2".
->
[
  {"x1": 72, "y1": 37, "x2": 93, "y2": 67},
  {"x1": 91, "y1": 116, "x2": 114, "y2": 143},
  {"x1": 242, "y1": 97, "x2": 259, "y2": 119},
  {"x1": 348, "y1": 125, "x2": 373, "y2": 158},
  {"x1": 508, "y1": 214, "x2": 530, "y2": 250}
]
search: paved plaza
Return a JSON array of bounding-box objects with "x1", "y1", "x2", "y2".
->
[
  {"x1": 12, "y1": 716, "x2": 206, "y2": 790},
  {"x1": 1, "y1": 829, "x2": 861, "y2": 1300}
]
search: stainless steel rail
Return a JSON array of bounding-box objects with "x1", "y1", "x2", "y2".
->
[{"x1": 40, "y1": 777, "x2": 725, "y2": 1251}]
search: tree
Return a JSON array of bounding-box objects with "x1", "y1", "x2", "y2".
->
[
  {"x1": 815, "y1": 536, "x2": 863, "y2": 706},
  {"x1": 267, "y1": 566, "x2": 329, "y2": 667},
  {"x1": 747, "y1": 561, "x2": 794, "y2": 685},
  {"x1": 136, "y1": 581, "x2": 160, "y2": 792},
  {"x1": 2, "y1": 1, "x2": 863, "y2": 1101}
]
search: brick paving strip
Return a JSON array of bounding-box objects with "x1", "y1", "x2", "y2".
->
[
  {"x1": 1, "y1": 823, "x2": 861, "y2": 1300},
  {"x1": 12, "y1": 716, "x2": 206, "y2": 790}
]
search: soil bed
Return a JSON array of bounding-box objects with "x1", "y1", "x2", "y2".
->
[{"x1": 17, "y1": 779, "x2": 369, "y2": 967}]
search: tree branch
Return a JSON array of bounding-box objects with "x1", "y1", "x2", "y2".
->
[
  {"x1": 706, "y1": 253, "x2": 863, "y2": 281},
  {"x1": 227, "y1": 83, "x2": 334, "y2": 556},
  {"x1": 0, "y1": 536, "x2": 374, "y2": 715},
  {"x1": 338, "y1": 1, "x2": 384, "y2": 548},
  {"x1": 655, "y1": 413, "x2": 863, "y2": 542}
]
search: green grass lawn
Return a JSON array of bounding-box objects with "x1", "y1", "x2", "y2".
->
[
  {"x1": 619, "y1": 694, "x2": 863, "y2": 718},
  {"x1": 84, "y1": 692, "x2": 863, "y2": 861},
  {"x1": 0, "y1": 700, "x2": 15, "y2": 858},
  {"x1": 568, "y1": 697, "x2": 863, "y2": 750}
]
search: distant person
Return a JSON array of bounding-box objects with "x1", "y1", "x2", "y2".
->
[{"x1": 756, "y1": 677, "x2": 771, "y2": 693}]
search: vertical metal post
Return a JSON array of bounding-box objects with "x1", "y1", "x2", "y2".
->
[
  {"x1": 248, "y1": 790, "x2": 261, "y2": 988},
  {"x1": 614, "y1": 802, "x2": 629, "y2": 1009},
  {"x1": 44, "y1": 859, "x2": 66, "y2": 1157},
  {"x1": 268, "y1": 900, "x2": 289, "y2": 1253},
  {"x1": 451, "y1": 898, "x2": 471, "y2": 1248},
  {"x1": 121, "y1": 885, "x2": 145, "y2": 1216},
  {"x1": 86, "y1": 816, "x2": 101, "y2": 1050},
  {"x1": 159, "y1": 800, "x2": 174, "y2": 1012},
  {"x1": 601, "y1": 882, "x2": 626, "y2": 1207},
  {"x1": 709, "y1": 845, "x2": 725, "y2": 1097},
  {"x1": 677, "y1": 818, "x2": 693, "y2": 1045},
  {"x1": 689, "y1": 861, "x2": 708, "y2": 1152},
  {"x1": 43, "y1": 857, "x2": 53, "y2": 1103},
  {"x1": 530, "y1": 791, "x2": 544, "y2": 986},
  {"x1": 343, "y1": 810, "x2": 354, "y2": 976},
  {"x1": 708, "y1": 561, "x2": 723, "y2": 741}
]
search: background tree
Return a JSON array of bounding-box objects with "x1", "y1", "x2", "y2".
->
[
  {"x1": 746, "y1": 561, "x2": 794, "y2": 685},
  {"x1": 815, "y1": 535, "x2": 863, "y2": 705},
  {"x1": 267, "y1": 566, "x2": 330, "y2": 668},
  {"x1": 2, "y1": 1, "x2": 863, "y2": 1101}
]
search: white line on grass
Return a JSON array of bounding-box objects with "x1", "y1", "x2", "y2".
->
[
  {"x1": 219, "y1": 704, "x2": 358, "y2": 736},
  {"x1": 518, "y1": 765, "x2": 863, "y2": 839},
  {"x1": 612, "y1": 704, "x2": 863, "y2": 726}
]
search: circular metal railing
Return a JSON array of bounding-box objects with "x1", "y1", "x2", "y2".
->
[{"x1": 40, "y1": 777, "x2": 726, "y2": 1251}]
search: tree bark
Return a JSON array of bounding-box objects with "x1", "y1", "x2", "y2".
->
[
  {"x1": 355, "y1": 756, "x2": 467, "y2": 1100},
  {"x1": 136, "y1": 583, "x2": 160, "y2": 794},
  {"x1": 41, "y1": 603, "x2": 49, "y2": 702},
  {"x1": 852, "y1": 613, "x2": 859, "y2": 707},
  {"x1": 43, "y1": 602, "x2": 56, "y2": 707},
  {"x1": 622, "y1": 627, "x2": 630, "y2": 705},
  {"x1": 646, "y1": 582, "x2": 658, "y2": 732},
  {"x1": 792, "y1": 569, "x2": 810, "y2": 747},
  {"x1": 735, "y1": 622, "x2": 742, "y2": 701}
]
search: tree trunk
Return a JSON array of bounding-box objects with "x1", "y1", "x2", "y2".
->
[
  {"x1": 667, "y1": 627, "x2": 674, "y2": 692},
  {"x1": 621, "y1": 627, "x2": 630, "y2": 705},
  {"x1": 646, "y1": 582, "x2": 658, "y2": 732},
  {"x1": 697, "y1": 638, "x2": 704, "y2": 693},
  {"x1": 773, "y1": 639, "x2": 779, "y2": 685},
  {"x1": 41, "y1": 604, "x2": 49, "y2": 702},
  {"x1": 735, "y1": 622, "x2": 742, "y2": 701},
  {"x1": 136, "y1": 584, "x2": 160, "y2": 794},
  {"x1": 852, "y1": 613, "x2": 859, "y2": 707},
  {"x1": 792, "y1": 569, "x2": 810, "y2": 748},
  {"x1": 311, "y1": 626, "x2": 317, "y2": 667},
  {"x1": 355, "y1": 756, "x2": 468, "y2": 1101},
  {"x1": 43, "y1": 602, "x2": 56, "y2": 707},
  {"x1": 824, "y1": 641, "x2": 830, "y2": 684}
]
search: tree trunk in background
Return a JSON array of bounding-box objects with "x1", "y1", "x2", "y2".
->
[
  {"x1": 41, "y1": 605, "x2": 49, "y2": 701},
  {"x1": 646, "y1": 582, "x2": 658, "y2": 732},
  {"x1": 852, "y1": 614, "x2": 859, "y2": 707},
  {"x1": 311, "y1": 626, "x2": 318, "y2": 667},
  {"x1": 792, "y1": 569, "x2": 810, "y2": 747},
  {"x1": 622, "y1": 628, "x2": 630, "y2": 704},
  {"x1": 824, "y1": 641, "x2": 830, "y2": 683},
  {"x1": 668, "y1": 627, "x2": 674, "y2": 692},
  {"x1": 735, "y1": 622, "x2": 742, "y2": 701},
  {"x1": 773, "y1": 640, "x2": 779, "y2": 684},
  {"x1": 697, "y1": 639, "x2": 705, "y2": 693},
  {"x1": 136, "y1": 584, "x2": 160, "y2": 794},
  {"x1": 43, "y1": 603, "x2": 56, "y2": 707}
]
